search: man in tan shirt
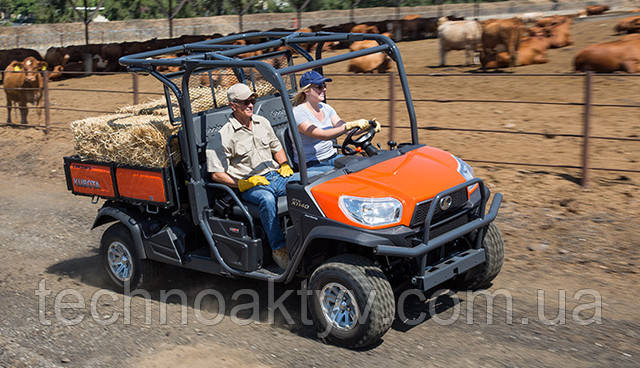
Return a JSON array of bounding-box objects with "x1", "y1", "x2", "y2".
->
[{"x1": 206, "y1": 83, "x2": 295, "y2": 269}]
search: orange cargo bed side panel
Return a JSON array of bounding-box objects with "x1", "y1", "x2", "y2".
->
[
  {"x1": 69, "y1": 162, "x2": 116, "y2": 197},
  {"x1": 116, "y1": 167, "x2": 167, "y2": 203}
]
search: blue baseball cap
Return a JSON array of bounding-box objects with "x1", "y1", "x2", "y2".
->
[{"x1": 299, "y1": 70, "x2": 332, "y2": 88}]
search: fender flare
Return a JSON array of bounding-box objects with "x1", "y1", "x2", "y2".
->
[
  {"x1": 92, "y1": 207, "x2": 147, "y2": 259},
  {"x1": 284, "y1": 225, "x2": 392, "y2": 283}
]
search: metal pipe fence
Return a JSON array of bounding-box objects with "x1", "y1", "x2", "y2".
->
[
  {"x1": 1, "y1": 0, "x2": 637, "y2": 52},
  {"x1": 1, "y1": 70, "x2": 638, "y2": 188}
]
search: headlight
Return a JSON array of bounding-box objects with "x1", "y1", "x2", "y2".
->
[
  {"x1": 453, "y1": 155, "x2": 474, "y2": 181},
  {"x1": 452, "y1": 154, "x2": 478, "y2": 192},
  {"x1": 339, "y1": 196, "x2": 402, "y2": 226}
]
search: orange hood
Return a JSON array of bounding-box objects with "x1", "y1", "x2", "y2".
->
[{"x1": 311, "y1": 146, "x2": 466, "y2": 229}]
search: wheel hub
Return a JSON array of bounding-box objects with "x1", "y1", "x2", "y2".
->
[
  {"x1": 107, "y1": 241, "x2": 133, "y2": 282},
  {"x1": 319, "y1": 282, "x2": 360, "y2": 331}
]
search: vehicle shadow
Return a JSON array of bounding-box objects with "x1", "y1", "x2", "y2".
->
[
  {"x1": 46, "y1": 254, "x2": 458, "y2": 350},
  {"x1": 392, "y1": 287, "x2": 461, "y2": 332},
  {"x1": 46, "y1": 256, "x2": 322, "y2": 346}
]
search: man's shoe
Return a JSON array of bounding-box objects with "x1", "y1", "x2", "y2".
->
[{"x1": 272, "y1": 247, "x2": 289, "y2": 269}]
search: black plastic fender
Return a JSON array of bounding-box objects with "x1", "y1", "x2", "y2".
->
[
  {"x1": 92, "y1": 206, "x2": 147, "y2": 259},
  {"x1": 284, "y1": 225, "x2": 394, "y2": 283}
]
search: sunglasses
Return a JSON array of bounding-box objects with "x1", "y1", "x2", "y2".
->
[
  {"x1": 311, "y1": 83, "x2": 327, "y2": 91},
  {"x1": 234, "y1": 97, "x2": 256, "y2": 106}
]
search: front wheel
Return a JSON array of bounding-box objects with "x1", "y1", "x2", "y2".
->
[
  {"x1": 452, "y1": 222, "x2": 504, "y2": 290},
  {"x1": 100, "y1": 223, "x2": 154, "y2": 290},
  {"x1": 308, "y1": 254, "x2": 395, "y2": 348}
]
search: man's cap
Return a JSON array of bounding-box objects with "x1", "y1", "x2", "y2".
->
[
  {"x1": 299, "y1": 70, "x2": 332, "y2": 88},
  {"x1": 227, "y1": 83, "x2": 257, "y2": 102}
]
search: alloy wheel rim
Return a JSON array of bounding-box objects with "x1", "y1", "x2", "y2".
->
[
  {"x1": 319, "y1": 282, "x2": 360, "y2": 331},
  {"x1": 107, "y1": 241, "x2": 133, "y2": 282}
]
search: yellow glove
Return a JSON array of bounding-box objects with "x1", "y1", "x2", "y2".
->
[
  {"x1": 277, "y1": 163, "x2": 294, "y2": 178},
  {"x1": 237, "y1": 175, "x2": 270, "y2": 192},
  {"x1": 344, "y1": 119, "x2": 370, "y2": 131},
  {"x1": 370, "y1": 118, "x2": 382, "y2": 133}
]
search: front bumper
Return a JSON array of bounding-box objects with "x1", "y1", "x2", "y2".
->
[{"x1": 373, "y1": 178, "x2": 502, "y2": 291}]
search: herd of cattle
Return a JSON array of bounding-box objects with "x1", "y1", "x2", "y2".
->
[{"x1": 2, "y1": 5, "x2": 640, "y2": 124}]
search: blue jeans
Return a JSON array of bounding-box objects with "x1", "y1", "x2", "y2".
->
[
  {"x1": 241, "y1": 171, "x2": 296, "y2": 251},
  {"x1": 306, "y1": 153, "x2": 343, "y2": 174}
]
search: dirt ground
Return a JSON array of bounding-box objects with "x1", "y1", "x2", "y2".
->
[{"x1": 0, "y1": 15, "x2": 639, "y2": 367}]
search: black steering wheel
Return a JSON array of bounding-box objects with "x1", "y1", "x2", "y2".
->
[{"x1": 341, "y1": 120, "x2": 377, "y2": 156}]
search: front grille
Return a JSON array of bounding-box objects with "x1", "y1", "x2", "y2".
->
[{"x1": 410, "y1": 187, "x2": 469, "y2": 227}]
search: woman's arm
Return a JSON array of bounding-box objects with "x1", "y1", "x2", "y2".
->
[{"x1": 298, "y1": 119, "x2": 347, "y2": 140}]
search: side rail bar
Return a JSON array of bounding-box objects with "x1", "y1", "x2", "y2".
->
[
  {"x1": 375, "y1": 179, "x2": 502, "y2": 257},
  {"x1": 166, "y1": 134, "x2": 181, "y2": 215},
  {"x1": 204, "y1": 182, "x2": 256, "y2": 238}
]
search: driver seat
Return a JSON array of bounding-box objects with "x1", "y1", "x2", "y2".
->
[{"x1": 231, "y1": 196, "x2": 289, "y2": 219}]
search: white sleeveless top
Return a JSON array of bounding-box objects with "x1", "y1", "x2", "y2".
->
[{"x1": 292, "y1": 102, "x2": 337, "y2": 164}]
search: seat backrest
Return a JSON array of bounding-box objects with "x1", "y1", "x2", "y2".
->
[
  {"x1": 197, "y1": 95, "x2": 296, "y2": 172},
  {"x1": 254, "y1": 96, "x2": 294, "y2": 163}
]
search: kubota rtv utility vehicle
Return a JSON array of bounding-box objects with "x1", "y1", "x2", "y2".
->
[{"x1": 64, "y1": 31, "x2": 504, "y2": 348}]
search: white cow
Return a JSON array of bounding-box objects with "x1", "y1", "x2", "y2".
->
[{"x1": 437, "y1": 20, "x2": 482, "y2": 66}]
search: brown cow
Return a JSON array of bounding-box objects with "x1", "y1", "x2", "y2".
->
[
  {"x1": 350, "y1": 24, "x2": 380, "y2": 34},
  {"x1": 621, "y1": 33, "x2": 640, "y2": 41},
  {"x1": 100, "y1": 43, "x2": 124, "y2": 72},
  {"x1": 47, "y1": 65, "x2": 64, "y2": 81},
  {"x1": 485, "y1": 36, "x2": 550, "y2": 68},
  {"x1": 535, "y1": 15, "x2": 569, "y2": 28},
  {"x1": 3, "y1": 57, "x2": 48, "y2": 124},
  {"x1": 547, "y1": 18, "x2": 573, "y2": 48},
  {"x1": 347, "y1": 40, "x2": 391, "y2": 73},
  {"x1": 394, "y1": 15, "x2": 439, "y2": 40},
  {"x1": 0, "y1": 48, "x2": 43, "y2": 82},
  {"x1": 614, "y1": 16, "x2": 640, "y2": 34},
  {"x1": 480, "y1": 18, "x2": 526, "y2": 69},
  {"x1": 574, "y1": 39, "x2": 640, "y2": 73},
  {"x1": 231, "y1": 39, "x2": 263, "y2": 58},
  {"x1": 586, "y1": 5, "x2": 610, "y2": 16}
]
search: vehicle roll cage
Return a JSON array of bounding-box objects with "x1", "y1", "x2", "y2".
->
[{"x1": 119, "y1": 31, "x2": 420, "y2": 185}]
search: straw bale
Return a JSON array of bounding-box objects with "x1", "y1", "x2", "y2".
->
[
  {"x1": 116, "y1": 97, "x2": 171, "y2": 116},
  {"x1": 74, "y1": 79, "x2": 278, "y2": 168},
  {"x1": 71, "y1": 114, "x2": 180, "y2": 168}
]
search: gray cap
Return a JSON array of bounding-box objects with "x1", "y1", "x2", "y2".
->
[{"x1": 227, "y1": 83, "x2": 256, "y2": 102}]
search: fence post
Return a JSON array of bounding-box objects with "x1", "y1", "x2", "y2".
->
[
  {"x1": 582, "y1": 71, "x2": 592, "y2": 189},
  {"x1": 388, "y1": 71, "x2": 395, "y2": 143},
  {"x1": 132, "y1": 73, "x2": 139, "y2": 105},
  {"x1": 43, "y1": 70, "x2": 50, "y2": 134}
]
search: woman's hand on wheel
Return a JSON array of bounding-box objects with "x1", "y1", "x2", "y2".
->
[{"x1": 345, "y1": 119, "x2": 370, "y2": 131}]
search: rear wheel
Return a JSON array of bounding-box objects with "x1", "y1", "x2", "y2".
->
[
  {"x1": 308, "y1": 254, "x2": 395, "y2": 348},
  {"x1": 100, "y1": 223, "x2": 153, "y2": 290},
  {"x1": 452, "y1": 222, "x2": 504, "y2": 290}
]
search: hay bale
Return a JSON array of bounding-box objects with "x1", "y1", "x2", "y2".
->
[
  {"x1": 74, "y1": 79, "x2": 278, "y2": 168},
  {"x1": 116, "y1": 97, "x2": 171, "y2": 116},
  {"x1": 71, "y1": 114, "x2": 180, "y2": 168}
]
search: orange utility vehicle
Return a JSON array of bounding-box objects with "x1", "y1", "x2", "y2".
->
[{"x1": 64, "y1": 31, "x2": 503, "y2": 348}]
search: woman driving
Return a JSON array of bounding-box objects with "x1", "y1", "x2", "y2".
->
[{"x1": 291, "y1": 70, "x2": 380, "y2": 171}]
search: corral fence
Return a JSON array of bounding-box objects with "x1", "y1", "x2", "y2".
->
[
  {"x1": 0, "y1": 70, "x2": 638, "y2": 189},
  {"x1": 0, "y1": 0, "x2": 637, "y2": 52}
]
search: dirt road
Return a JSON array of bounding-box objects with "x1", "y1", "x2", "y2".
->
[
  {"x1": 1, "y1": 14, "x2": 639, "y2": 368},
  {"x1": 0, "y1": 173, "x2": 638, "y2": 367}
]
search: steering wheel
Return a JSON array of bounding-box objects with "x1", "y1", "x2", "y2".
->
[{"x1": 341, "y1": 120, "x2": 377, "y2": 156}]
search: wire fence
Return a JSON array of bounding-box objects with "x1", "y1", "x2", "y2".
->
[
  {"x1": 1, "y1": 0, "x2": 636, "y2": 51},
  {"x1": 1, "y1": 70, "x2": 638, "y2": 187}
]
